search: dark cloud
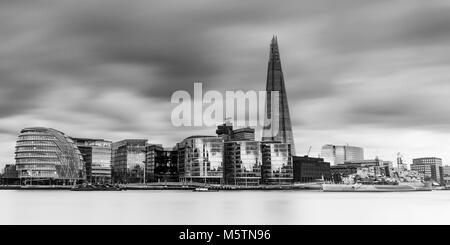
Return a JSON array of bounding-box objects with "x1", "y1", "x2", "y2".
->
[{"x1": 2, "y1": 0, "x2": 450, "y2": 165}]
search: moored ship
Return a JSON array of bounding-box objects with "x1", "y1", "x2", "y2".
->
[{"x1": 322, "y1": 182, "x2": 431, "y2": 192}]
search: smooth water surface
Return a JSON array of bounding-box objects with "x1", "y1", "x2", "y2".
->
[{"x1": 1, "y1": 190, "x2": 449, "y2": 225}]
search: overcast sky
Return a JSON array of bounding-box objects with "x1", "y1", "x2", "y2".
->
[{"x1": 2, "y1": 0, "x2": 450, "y2": 168}]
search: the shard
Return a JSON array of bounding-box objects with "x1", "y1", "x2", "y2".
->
[{"x1": 262, "y1": 36, "x2": 296, "y2": 156}]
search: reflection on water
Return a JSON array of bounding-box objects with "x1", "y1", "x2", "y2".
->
[{"x1": 0, "y1": 190, "x2": 449, "y2": 225}]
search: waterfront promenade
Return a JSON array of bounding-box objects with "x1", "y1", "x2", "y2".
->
[{"x1": 0, "y1": 182, "x2": 323, "y2": 191}]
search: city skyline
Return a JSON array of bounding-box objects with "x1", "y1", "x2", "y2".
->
[{"x1": 3, "y1": 0, "x2": 450, "y2": 168}]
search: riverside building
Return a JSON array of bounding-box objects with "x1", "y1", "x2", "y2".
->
[
  {"x1": 112, "y1": 139, "x2": 148, "y2": 183},
  {"x1": 260, "y1": 141, "x2": 293, "y2": 185},
  {"x1": 15, "y1": 127, "x2": 85, "y2": 185},
  {"x1": 223, "y1": 140, "x2": 262, "y2": 186},
  {"x1": 145, "y1": 144, "x2": 179, "y2": 183},
  {"x1": 72, "y1": 138, "x2": 112, "y2": 184},
  {"x1": 177, "y1": 136, "x2": 224, "y2": 184}
]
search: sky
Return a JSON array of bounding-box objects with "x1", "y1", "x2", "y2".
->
[{"x1": 2, "y1": 0, "x2": 450, "y2": 168}]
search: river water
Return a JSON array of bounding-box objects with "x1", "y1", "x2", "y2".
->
[{"x1": 0, "y1": 190, "x2": 449, "y2": 225}]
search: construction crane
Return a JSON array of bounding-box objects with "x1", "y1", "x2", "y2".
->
[{"x1": 306, "y1": 146, "x2": 312, "y2": 157}]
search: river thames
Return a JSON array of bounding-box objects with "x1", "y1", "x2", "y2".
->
[{"x1": 1, "y1": 190, "x2": 450, "y2": 225}]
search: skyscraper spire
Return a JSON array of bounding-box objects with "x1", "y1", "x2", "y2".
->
[{"x1": 262, "y1": 36, "x2": 296, "y2": 155}]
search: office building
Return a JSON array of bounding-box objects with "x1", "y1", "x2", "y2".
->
[
  {"x1": 145, "y1": 144, "x2": 179, "y2": 183},
  {"x1": 72, "y1": 138, "x2": 112, "y2": 184},
  {"x1": 292, "y1": 156, "x2": 331, "y2": 183},
  {"x1": 440, "y1": 166, "x2": 450, "y2": 186},
  {"x1": 112, "y1": 139, "x2": 148, "y2": 183},
  {"x1": 216, "y1": 123, "x2": 255, "y2": 141},
  {"x1": 224, "y1": 141, "x2": 262, "y2": 186},
  {"x1": 262, "y1": 36, "x2": 296, "y2": 155},
  {"x1": 15, "y1": 127, "x2": 85, "y2": 185},
  {"x1": 260, "y1": 141, "x2": 293, "y2": 185},
  {"x1": 411, "y1": 157, "x2": 442, "y2": 183},
  {"x1": 321, "y1": 144, "x2": 364, "y2": 166},
  {"x1": 177, "y1": 136, "x2": 224, "y2": 184}
]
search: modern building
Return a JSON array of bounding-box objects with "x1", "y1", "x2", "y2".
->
[
  {"x1": 216, "y1": 123, "x2": 255, "y2": 142},
  {"x1": 223, "y1": 141, "x2": 262, "y2": 186},
  {"x1": 411, "y1": 157, "x2": 442, "y2": 183},
  {"x1": 15, "y1": 127, "x2": 85, "y2": 185},
  {"x1": 232, "y1": 127, "x2": 255, "y2": 141},
  {"x1": 177, "y1": 136, "x2": 224, "y2": 184},
  {"x1": 292, "y1": 156, "x2": 331, "y2": 183},
  {"x1": 321, "y1": 144, "x2": 364, "y2": 166},
  {"x1": 216, "y1": 122, "x2": 234, "y2": 141},
  {"x1": 260, "y1": 141, "x2": 293, "y2": 185},
  {"x1": 112, "y1": 139, "x2": 148, "y2": 183},
  {"x1": 72, "y1": 138, "x2": 112, "y2": 184},
  {"x1": 145, "y1": 144, "x2": 179, "y2": 183},
  {"x1": 262, "y1": 36, "x2": 296, "y2": 155}
]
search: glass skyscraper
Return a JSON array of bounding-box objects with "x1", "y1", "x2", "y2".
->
[
  {"x1": 15, "y1": 127, "x2": 84, "y2": 184},
  {"x1": 262, "y1": 36, "x2": 296, "y2": 156}
]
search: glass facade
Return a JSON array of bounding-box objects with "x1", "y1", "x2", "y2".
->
[
  {"x1": 15, "y1": 127, "x2": 84, "y2": 183},
  {"x1": 145, "y1": 145, "x2": 179, "y2": 183},
  {"x1": 177, "y1": 136, "x2": 224, "y2": 184},
  {"x1": 224, "y1": 141, "x2": 261, "y2": 186},
  {"x1": 261, "y1": 142, "x2": 293, "y2": 185},
  {"x1": 112, "y1": 139, "x2": 147, "y2": 183},
  {"x1": 72, "y1": 138, "x2": 112, "y2": 184},
  {"x1": 262, "y1": 36, "x2": 296, "y2": 155}
]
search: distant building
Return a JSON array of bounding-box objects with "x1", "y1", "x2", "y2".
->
[
  {"x1": 224, "y1": 141, "x2": 262, "y2": 186},
  {"x1": 260, "y1": 142, "x2": 293, "y2": 185},
  {"x1": 72, "y1": 138, "x2": 112, "y2": 184},
  {"x1": 232, "y1": 127, "x2": 255, "y2": 141},
  {"x1": 216, "y1": 123, "x2": 255, "y2": 141},
  {"x1": 411, "y1": 157, "x2": 442, "y2": 183},
  {"x1": 1, "y1": 164, "x2": 19, "y2": 185},
  {"x1": 177, "y1": 136, "x2": 224, "y2": 184},
  {"x1": 145, "y1": 144, "x2": 178, "y2": 183},
  {"x1": 15, "y1": 127, "x2": 84, "y2": 185},
  {"x1": 440, "y1": 166, "x2": 450, "y2": 185},
  {"x1": 330, "y1": 159, "x2": 390, "y2": 183},
  {"x1": 112, "y1": 139, "x2": 148, "y2": 183},
  {"x1": 216, "y1": 122, "x2": 233, "y2": 141},
  {"x1": 344, "y1": 158, "x2": 393, "y2": 168},
  {"x1": 321, "y1": 144, "x2": 364, "y2": 166},
  {"x1": 292, "y1": 156, "x2": 331, "y2": 183}
]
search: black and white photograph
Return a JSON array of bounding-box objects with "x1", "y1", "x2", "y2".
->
[{"x1": 2, "y1": 0, "x2": 450, "y2": 233}]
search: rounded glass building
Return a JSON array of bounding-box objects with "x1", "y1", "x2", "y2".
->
[{"x1": 15, "y1": 127, "x2": 84, "y2": 184}]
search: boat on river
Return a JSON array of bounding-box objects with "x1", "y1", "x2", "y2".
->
[{"x1": 322, "y1": 183, "x2": 431, "y2": 192}]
